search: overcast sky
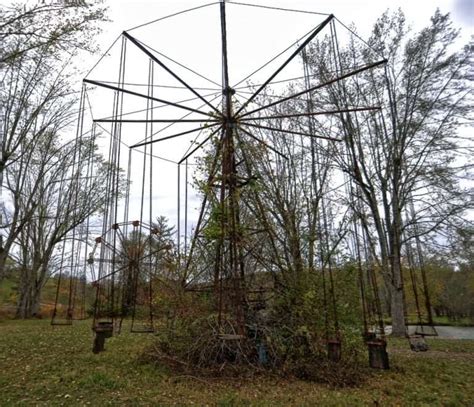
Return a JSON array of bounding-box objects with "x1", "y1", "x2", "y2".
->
[{"x1": 100, "y1": 0, "x2": 473, "y2": 43}]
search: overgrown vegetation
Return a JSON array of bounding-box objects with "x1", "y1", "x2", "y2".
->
[{"x1": 135, "y1": 258, "x2": 369, "y2": 382}]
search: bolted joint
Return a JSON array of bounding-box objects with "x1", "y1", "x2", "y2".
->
[{"x1": 222, "y1": 86, "x2": 235, "y2": 96}]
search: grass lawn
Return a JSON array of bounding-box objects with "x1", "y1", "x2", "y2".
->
[{"x1": 0, "y1": 319, "x2": 473, "y2": 406}]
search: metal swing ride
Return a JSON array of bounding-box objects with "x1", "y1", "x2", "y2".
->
[{"x1": 50, "y1": 0, "x2": 396, "y2": 364}]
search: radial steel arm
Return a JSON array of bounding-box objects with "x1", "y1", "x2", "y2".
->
[
  {"x1": 123, "y1": 31, "x2": 222, "y2": 116},
  {"x1": 84, "y1": 79, "x2": 214, "y2": 118},
  {"x1": 178, "y1": 125, "x2": 223, "y2": 164},
  {"x1": 239, "y1": 106, "x2": 381, "y2": 121},
  {"x1": 241, "y1": 121, "x2": 342, "y2": 141},
  {"x1": 130, "y1": 123, "x2": 220, "y2": 148},
  {"x1": 237, "y1": 125, "x2": 288, "y2": 159},
  {"x1": 234, "y1": 14, "x2": 334, "y2": 116},
  {"x1": 238, "y1": 59, "x2": 387, "y2": 118}
]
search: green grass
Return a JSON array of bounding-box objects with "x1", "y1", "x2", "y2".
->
[
  {"x1": 0, "y1": 319, "x2": 473, "y2": 406},
  {"x1": 0, "y1": 277, "x2": 94, "y2": 319},
  {"x1": 0, "y1": 276, "x2": 57, "y2": 314},
  {"x1": 0, "y1": 277, "x2": 17, "y2": 305},
  {"x1": 431, "y1": 316, "x2": 474, "y2": 327}
]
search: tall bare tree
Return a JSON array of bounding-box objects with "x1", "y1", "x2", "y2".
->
[
  {"x1": 305, "y1": 9, "x2": 473, "y2": 335},
  {"x1": 10, "y1": 132, "x2": 114, "y2": 318},
  {"x1": 0, "y1": 1, "x2": 107, "y2": 276}
]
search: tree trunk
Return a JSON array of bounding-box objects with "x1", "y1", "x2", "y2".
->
[
  {"x1": 390, "y1": 284, "x2": 406, "y2": 336},
  {"x1": 16, "y1": 282, "x2": 32, "y2": 318},
  {"x1": 15, "y1": 281, "x2": 42, "y2": 318},
  {"x1": 389, "y1": 227, "x2": 406, "y2": 336},
  {"x1": 0, "y1": 249, "x2": 8, "y2": 280},
  {"x1": 31, "y1": 287, "x2": 41, "y2": 317}
]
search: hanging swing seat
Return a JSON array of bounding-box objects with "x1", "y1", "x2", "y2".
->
[
  {"x1": 367, "y1": 339, "x2": 390, "y2": 369},
  {"x1": 414, "y1": 324, "x2": 438, "y2": 337},
  {"x1": 92, "y1": 321, "x2": 114, "y2": 354},
  {"x1": 93, "y1": 321, "x2": 114, "y2": 337},
  {"x1": 50, "y1": 319, "x2": 73, "y2": 326},
  {"x1": 130, "y1": 326, "x2": 155, "y2": 333},
  {"x1": 51, "y1": 309, "x2": 73, "y2": 326}
]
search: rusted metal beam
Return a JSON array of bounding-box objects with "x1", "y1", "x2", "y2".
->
[
  {"x1": 237, "y1": 125, "x2": 288, "y2": 159},
  {"x1": 238, "y1": 59, "x2": 387, "y2": 118},
  {"x1": 234, "y1": 14, "x2": 334, "y2": 116},
  {"x1": 178, "y1": 125, "x2": 223, "y2": 164},
  {"x1": 94, "y1": 118, "x2": 220, "y2": 123},
  {"x1": 122, "y1": 31, "x2": 222, "y2": 116},
  {"x1": 130, "y1": 123, "x2": 219, "y2": 148},
  {"x1": 239, "y1": 106, "x2": 381, "y2": 121},
  {"x1": 241, "y1": 121, "x2": 342, "y2": 141},
  {"x1": 83, "y1": 79, "x2": 213, "y2": 118}
]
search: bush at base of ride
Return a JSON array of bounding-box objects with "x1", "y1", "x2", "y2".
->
[
  {"x1": 142, "y1": 268, "x2": 370, "y2": 384},
  {"x1": 152, "y1": 281, "x2": 214, "y2": 329}
]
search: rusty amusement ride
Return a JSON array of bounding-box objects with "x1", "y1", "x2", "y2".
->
[{"x1": 49, "y1": 1, "x2": 437, "y2": 369}]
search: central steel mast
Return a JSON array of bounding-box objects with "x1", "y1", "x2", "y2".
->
[{"x1": 214, "y1": 0, "x2": 246, "y2": 336}]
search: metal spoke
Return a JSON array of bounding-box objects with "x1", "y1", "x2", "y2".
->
[
  {"x1": 94, "y1": 90, "x2": 222, "y2": 121},
  {"x1": 237, "y1": 125, "x2": 288, "y2": 159},
  {"x1": 130, "y1": 123, "x2": 220, "y2": 148},
  {"x1": 234, "y1": 14, "x2": 334, "y2": 116},
  {"x1": 239, "y1": 106, "x2": 381, "y2": 121},
  {"x1": 241, "y1": 121, "x2": 342, "y2": 142},
  {"x1": 94, "y1": 118, "x2": 220, "y2": 123},
  {"x1": 83, "y1": 79, "x2": 214, "y2": 117},
  {"x1": 238, "y1": 59, "x2": 387, "y2": 119},
  {"x1": 178, "y1": 125, "x2": 223, "y2": 164},
  {"x1": 123, "y1": 31, "x2": 222, "y2": 116}
]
